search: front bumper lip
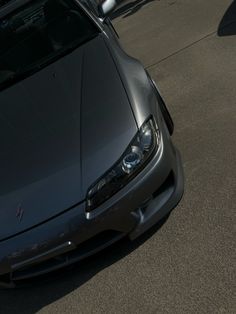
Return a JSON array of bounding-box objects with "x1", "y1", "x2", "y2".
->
[
  {"x1": 11, "y1": 241, "x2": 76, "y2": 272},
  {"x1": 0, "y1": 118, "x2": 184, "y2": 286}
]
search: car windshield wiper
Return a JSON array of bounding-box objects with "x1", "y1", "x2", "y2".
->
[
  {"x1": 31, "y1": 33, "x2": 98, "y2": 70},
  {"x1": 0, "y1": 0, "x2": 14, "y2": 9},
  {"x1": 0, "y1": 32, "x2": 98, "y2": 91},
  {"x1": 0, "y1": 70, "x2": 17, "y2": 88}
]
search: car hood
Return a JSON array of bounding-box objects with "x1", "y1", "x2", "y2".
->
[{"x1": 0, "y1": 35, "x2": 137, "y2": 241}]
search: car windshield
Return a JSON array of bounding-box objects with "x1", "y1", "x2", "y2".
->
[{"x1": 0, "y1": 0, "x2": 99, "y2": 89}]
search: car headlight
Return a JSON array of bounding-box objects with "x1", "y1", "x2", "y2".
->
[{"x1": 86, "y1": 117, "x2": 160, "y2": 212}]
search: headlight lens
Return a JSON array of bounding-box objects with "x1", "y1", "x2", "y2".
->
[{"x1": 86, "y1": 117, "x2": 160, "y2": 212}]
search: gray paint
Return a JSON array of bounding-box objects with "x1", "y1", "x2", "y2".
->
[{"x1": 0, "y1": 0, "x2": 184, "y2": 285}]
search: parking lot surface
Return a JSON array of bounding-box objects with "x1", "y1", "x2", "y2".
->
[{"x1": 0, "y1": 0, "x2": 235, "y2": 313}]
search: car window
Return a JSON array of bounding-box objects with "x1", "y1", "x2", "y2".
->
[{"x1": 0, "y1": 0, "x2": 99, "y2": 89}]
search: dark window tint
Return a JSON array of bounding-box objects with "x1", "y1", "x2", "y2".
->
[{"x1": 0, "y1": 0, "x2": 98, "y2": 88}]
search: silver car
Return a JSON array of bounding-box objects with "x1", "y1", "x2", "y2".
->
[{"x1": 0, "y1": 0, "x2": 184, "y2": 288}]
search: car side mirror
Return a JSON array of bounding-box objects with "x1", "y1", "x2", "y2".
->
[{"x1": 98, "y1": 0, "x2": 117, "y2": 18}]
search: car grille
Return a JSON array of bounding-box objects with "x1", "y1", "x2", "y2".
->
[{"x1": 0, "y1": 230, "x2": 124, "y2": 287}]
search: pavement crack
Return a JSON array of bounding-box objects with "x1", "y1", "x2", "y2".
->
[{"x1": 145, "y1": 30, "x2": 217, "y2": 69}]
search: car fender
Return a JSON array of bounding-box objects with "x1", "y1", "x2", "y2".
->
[{"x1": 102, "y1": 32, "x2": 168, "y2": 129}]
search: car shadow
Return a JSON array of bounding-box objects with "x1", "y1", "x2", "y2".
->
[
  {"x1": 0, "y1": 214, "x2": 170, "y2": 314},
  {"x1": 218, "y1": 0, "x2": 236, "y2": 36},
  {"x1": 111, "y1": 0, "x2": 156, "y2": 19}
]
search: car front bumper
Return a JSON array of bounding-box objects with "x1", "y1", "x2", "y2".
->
[{"x1": 0, "y1": 117, "x2": 184, "y2": 288}]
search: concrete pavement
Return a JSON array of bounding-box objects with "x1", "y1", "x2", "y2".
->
[{"x1": 0, "y1": 0, "x2": 235, "y2": 313}]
